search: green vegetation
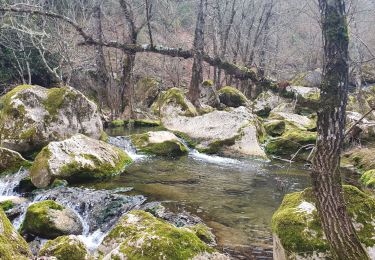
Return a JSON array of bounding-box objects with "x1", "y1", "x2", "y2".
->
[
  {"x1": 21, "y1": 200, "x2": 65, "y2": 238},
  {"x1": 151, "y1": 88, "x2": 197, "y2": 116},
  {"x1": 0, "y1": 200, "x2": 14, "y2": 211},
  {"x1": 272, "y1": 185, "x2": 375, "y2": 258},
  {"x1": 42, "y1": 87, "x2": 68, "y2": 117},
  {"x1": 360, "y1": 170, "x2": 375, "y2": 188},
  {"x1": 217, "y1": 86, "x2": 248, "y2": 108},
  {"x1": 39, "y1": 236, "x2": 89, "y2": 260},
  {"x1": 0, "y1": 208, "x2": 32, "y2": 260},
  {"x1": 100, "y1": 210, "x2": 214, "y2": 259}
]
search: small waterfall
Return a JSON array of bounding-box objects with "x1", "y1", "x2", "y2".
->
[
  {"x1": 0, "y1": 168, "x2": 28, "y2": 197},
  {"x1": 109, "y1": 136, "x2": 147, "y2": 161},
  {"x1": 189, "y1": 149, "x2": 241, "y2": 165}
]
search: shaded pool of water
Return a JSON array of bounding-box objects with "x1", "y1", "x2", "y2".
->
[{"x1": 82, "y1": 126, "x2": 312, "y2": 255}]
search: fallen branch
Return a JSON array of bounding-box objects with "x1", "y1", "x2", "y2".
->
[
  {"x1": 344, "y1": 108, "x2": 375, "y2": 138},
  {"x1": 0, "y1": 5, "x2": 261, "y2": 82}
]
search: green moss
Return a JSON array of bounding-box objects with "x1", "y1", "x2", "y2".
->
[
  {"x1": 361, "y1": 170, "x2": 375, "y2": 188},
  {"x1": 272, "y1": 185, "x2": 375, "y2": 257},
  {"x1": 0, "y1": 148, "x2": 32, "y2": 174},
  {"x1": 99, "y1": 131, "x2": 109, "y2": 142},
  {"x1": 110, "y1": 120, "x2": 125, "y2": 127},
  {"x1": 197, "y1": 136, "x2": 237, "y2": 154},
  {"x1": 131, "y1": 133, "x2": 188, "y2": 156},
  {"x1": 101, "y1": 210, "x2": 213, "y2": 259},
  {"x1": 202, "y1": 80, "x2": 214, "y2": 87},
  {"x1": 19, "y1": 127, "x2": 36, "y2": 140},
  {"x1": 21, "y1": 200, "x2": 65, "y2": 238},
  {"x1": 265, "y1": 127, "x2": 316, "y2": 158},
  {"x1": 264, "y1": 120, "x2": 286, "y2": 137},
  {"x1": 39, "y1": 236, "x2": 89, "y2": 260},
  {"x1": 291, "y1": 72, "x2": 308, "y2": 86},
  {"x1": 0, "y1": 208, "x2": 32, "y2": 259},
  {"x1": 186, "y1": 224, "x2": 215, "y2": 244},
  {"x1": 0, "y1": 200, "x2": 14, "y2": 211},
  {"x1": 343, "y1": 147, "x2": 375, "y2": 172},
  {"x1": 42, "y1": 87, "x2": 68, "y2": 117},
  {"x1": 174, "y1": 131, "x2": 197, "y2": 148},
  {"x1": 217, "y1": 86, "x2": 248, "y2": 108},
  {"x1": 151, "y1": 88, "x2": 197, "y2": 116},
  {"x1": 30, "y1": 146, "x2": 52, "y2": 184},
  {"x1": 59, "y1": 149, "x2": 132, "y2": 182}
]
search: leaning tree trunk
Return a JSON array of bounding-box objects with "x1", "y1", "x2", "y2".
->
[
  {"x1": 189, "y1": 0, "x2": 206, "y2": 107},
  {"x1": 311, "y1": 0, "x2": 370, "y2": 259}
]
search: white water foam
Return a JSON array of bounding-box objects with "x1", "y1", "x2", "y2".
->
[{"x1": 189, "y1": 149, "x2": 241, "y2": 166}]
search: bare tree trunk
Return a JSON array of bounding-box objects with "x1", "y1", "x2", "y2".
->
[
  {"x1": 189, "y1": 0, "x2": 207, "y2": 107},
  {"x1": 311, "y1": 1, "x2": 370, "y2": 259},
  {"x1": 93, "y1": 1, "x2": 109, "y2": 111}
]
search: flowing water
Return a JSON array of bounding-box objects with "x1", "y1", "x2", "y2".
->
[{"x1": 0, "y1": 126, "x2": 311, "y2": 258}]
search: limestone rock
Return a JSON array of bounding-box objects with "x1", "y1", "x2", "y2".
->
[
  {"x1": 97, "y1": 210, "x2": 215, "y2": 259},
  {"x1": 0, "y1": 85, "x2": 103, "y2": 153},
  {"x1": 162, "y1": 106, "x2": 267, "y2": 158},
  {"x1": 0, "y1": 208, "x2": 32, "y2": 260},
  {"x1": 30, "y1": 134, "x2": 132, "y2": 188},
  {"x1": 217, "y1": 86, "x2": 249, "y2": 108},
  {"x1": 253, "y1": 91, "x2": 290, "y2": 117},
  {"x1": 272, "y1": 185, "x2": 375, "y2": 259},
  {"x1": 131, "y1": 131, "x2": 188, "y2": 156},
  {"x1": 38, "y1": 235, "x2": 90, "y2": 260}
]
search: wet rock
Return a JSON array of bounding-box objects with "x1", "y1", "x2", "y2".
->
[
  {"x1": 217, "y1": 86, "x2": 249, "y2": 108},
  {"x1": 33, "y1": 187, "x2": 146, "y2": 233},
  {"x1": 162, "y1": 106, "x2": 267, "y2": 158},
  {"x1": 38, "y1": 235, "x2": 90, "y2": 260},
  {"x1": 272, "y1": 185, "x2": 375, "y2": 259},
  {"x1": 131, "y1": 131, "x2": 188, "y2": 156},
  {"x1": 97, "y1": 210, "x2": 216, "y2": 259},
  {"x1": 21, "y1": 200, "x2": 83, "y2": 239},
  {"x1": 0, "y1": 208, "x2": 32, "y2": 259},
  {"x1": 152, "y1": 87, "x2": 198, "y2": 117},
  {"x1": 0, "y1": 85, "x2": 103, "y2": 153},
  {"x1": 0, "y1": 147, "x2": 31, "y2": 174},
  {"x1": 30, "y1": 134, "x2": 132, "y2": 188}
]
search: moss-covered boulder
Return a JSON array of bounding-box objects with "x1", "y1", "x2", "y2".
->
[
  {"x1": 131, "y1": 131, "x2": 188, "y2": 156},
  {"x1": 343, "y1": 147, "x2": 375, "y2": 173},
  {"x1": 269, "y1": 112, "x2": 316, "y2": 130},
  {"x1": 361, "y1": 170, "x2": 375, "y2": 188},
  {"x1": 0, "y1": 147, "x2": 31, "y2": 174},
  {"x1": 30, "y1": 134, "x2": 132, "y2": 188},
  {"x1": 0, "y1": 208, "x2": 32, "y2": 259},
  {"x1": 0, "y1": 85, "x2": 103, "y2": 153},
  {"x1": 290, "y1": 86, "x2": 320, "y2": 114},
  {"x1": 264, "y1": 120, "x2": 286, "y2": 137},
  {"x1": 217, "y1": 86, "x2": 248, "y2": 108},
  {"x1": 21, "y1": 200, "x2": 83, "y2": 239},
  {"x1": 38, "y1": 235, "x2": 90, "y2": 260},
  {"x1": 152, "y1": 87, "x2": 197, "y2": 117},
  {"x1": 162, "y1": 106, "x2": 267, "y2": 158},
  {"x1": 97, "y1": 210, "x2": 215, "y2": 259},
  {"x1": 272, "y1": 185, "x2": 375, "y2": 259}
]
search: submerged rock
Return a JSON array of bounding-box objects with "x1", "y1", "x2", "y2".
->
[
  {"x1": 131, "y1": 131, "x2": 188, "y2": 156},
  {"x1": 217, "y1": 86, "x2": 249, "y2": 108},
  {"x1": 272, "y1": 185, "x2": 375, "y2": 259},
  {"x1": 0, "y1": 85, "x2": 103, "y2": 153},
  {"x1": 0, "y1": 208, "x2": 32, "y2": 259},
  {"x1": 97, "y1": 210, "x2": 216, "y2": 259},
  {"x1": 21, "y1": 200, "x2": 83, "y2": 239},
  {"x1": 30, "y1": 134, "x2": 132, "y2": 188},
  {"x1": 38, "y1": 235, "x2": 90, "y2": 260},
  {"x1": 0, "y1": 147, "x2": 31, "y2": 174},
  {"x1": 162, "y1": 106, "x2": 267, "y2": 158}
]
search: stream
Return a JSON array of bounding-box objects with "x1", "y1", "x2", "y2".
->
[{"x1": 0, "y1": 126, "x2": 311, "y2": 259}]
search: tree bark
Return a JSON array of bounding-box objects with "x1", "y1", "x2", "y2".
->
[
  {"x1": 189, "y1": 0, "x2": 207, "y2": 107},
  {"x1": 311, "y1": 0, "x2": 370, "y2": 259}
]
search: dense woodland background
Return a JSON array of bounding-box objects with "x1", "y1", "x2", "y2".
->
[{"x1": 0, "y1": 0, "x2": 374, "y2": 116}]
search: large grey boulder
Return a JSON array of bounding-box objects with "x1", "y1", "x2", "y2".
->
[
  {"x1": 253, "y1": 91, "x2": 290, "y2": 117},
  {"x1": 0, "y1": 85, "x2": 103, "y2": 153},
  {"x1": 30, "y1": 134, "x2": 132, "y2": 188},
  {"x1": 291, "y1": 69, "x2": 322, "y2": 87},
  {"x1": 162, "y1": 106, "x2": 267, "y2": 158}
]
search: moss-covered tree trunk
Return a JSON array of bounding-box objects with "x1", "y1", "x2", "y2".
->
[
  {"x1": 189, "y1": 0, "x2": 206, "y2": 107},
  {"x1": 311, "y1": 1, "x2": 370, "y2": 259},
  {"x1": 121, "y1": 52, "x2": 136, "y2": 119}
]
